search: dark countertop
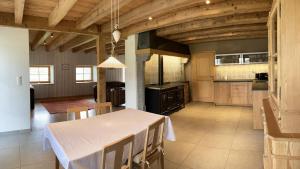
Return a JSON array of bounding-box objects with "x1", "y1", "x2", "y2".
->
[
  {"x1": 214, "y1": 79, "x2": 254, "y2": 82},
  {"x1": 146, "y1": 82, "x2": 187, "y2": 90}
]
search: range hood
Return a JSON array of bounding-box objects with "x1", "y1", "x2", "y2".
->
[{"x1": 137, "y1": 30, "x2": 190, "y2": 58}]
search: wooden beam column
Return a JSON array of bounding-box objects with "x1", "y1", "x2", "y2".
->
[{"x1": 96, "y1": 32, "x2": 106, "y2": 103}]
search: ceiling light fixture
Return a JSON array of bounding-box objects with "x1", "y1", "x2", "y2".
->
[
  {"x1": 43, "y1": 41, "x2": 47, "y2": 45},
  {"x1": 98, "y1": 0, "x2": 126, "y2": 69},
  {"x1": 50, "y1": 33, "x2": 54, "y2": 38},
  {"x1": 148, "y1": 16, "x2": 153, "y2": 21},
  {"x1": 205, "y1": 0, "x2": 210, "y2": 4}
]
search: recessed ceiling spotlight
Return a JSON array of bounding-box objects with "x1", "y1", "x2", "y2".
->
[
  {"x1": 205, "y1": 0, "x2": 210, "y2": 4},
  {"x1": 148, "y1": 16, "x2": 153, "y2": 21},
  {"x1": 43, "y1": 41, "x2": 47, "y2": 45},
  {"x1": 50, "y1": 33, "x2": 54, "y2": 38}
]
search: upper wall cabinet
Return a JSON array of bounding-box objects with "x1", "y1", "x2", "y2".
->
[{"x1": 215, "y1": 52, "x2": 268, "y2": 66}]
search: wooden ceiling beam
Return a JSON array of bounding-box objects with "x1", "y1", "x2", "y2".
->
[
  {"x1": 181, "y1": 31, "x2": 268, "y2": 44},
  {"x1": 0, "y1": 12, "x2": 99, "y2": 36},
  {"x1": 59, "y1": 36, "x2": 96, "y2": 52},
  {"x1": 31, "y1": 31, "x2": 52, "y2": 50},
  {"x1": 102, "y1": 0, "x2": 207, "y2": 33},
  {"x1": 184, "y1": 34, "x2": 268, "y2": 44},
  {"x1": 48, "y1": 0, "x2": 78, "y2": 27},
  {"x1": 122, "y1": 0, "x2": 271, "y2": 36},
  {"x1": 72, "y1": 40, "x2": 96, "y2": 53},
  {"x1": 76, "y1": 0, "x2": 137, "y2": 30},
  {"x1": 167, "y1": 24, "x2": 267, "y2": 40},
  {"x1": 74, "y1": 40, "x2": 125, "y2": 53},
  {"x1": 156, "y1": 12, "x2": 268, "y2": 37},
  {"x1": 46, "y1": 34, "x2": 78, "y2": 51},
  {"x1": 14, "y1": 0, "x2": 25, "y2": 24}
]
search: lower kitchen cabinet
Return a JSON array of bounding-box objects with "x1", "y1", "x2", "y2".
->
[{"x1": 214, "y1": 81, "x2": 252, "y2": 106}]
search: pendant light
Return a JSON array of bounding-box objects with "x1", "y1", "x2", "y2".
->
[{"x1": 98, "y1": 0, "x2": 126, "y2": 69}]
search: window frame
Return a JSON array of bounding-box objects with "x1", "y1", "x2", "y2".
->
[
  {"x1": 30, "y1": 65, "x2": 51, "y2": 84},
  {"x1": 75, "y1": 65, "x2": 94, "y2": 83}
]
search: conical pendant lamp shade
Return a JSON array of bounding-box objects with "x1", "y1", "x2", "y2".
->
[{"x1": 97, "y1": 56, "x2": 126, "y2": 69}]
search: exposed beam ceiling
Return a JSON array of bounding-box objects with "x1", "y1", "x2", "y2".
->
[
  {"x1": 76, "y1": 0, "x2": 143, "y2": 30},
  {"x1": 102, "y1": 0, "x2": 208, "y2": 33},
  {"x1": 156, "y1": 12, "x2": 268, "y2": 36},
  {"x1": 121, "y1": 0, "x2": 271, "y2": 36},
  {"x1": 14, "y1": 0, "x2": 25, "y2": 24},
  {"x1": 72, "y1": 40, "x2": 96, "y2": 53},
  {"x1": 167, "y1": 24, "x2": 267, "y2": 40},
  {"x1": 185, "y1": 34, "x2": 268, "y2": 44},
  {"x1": 31, "y1": 31, "x2": 51, "y2": 50},
  {"x1": 0, "y1": 12, "x2": 99, "y2": 36},
  {"x1": 59, "y1": 35, "x2": 96, "y2": 52},
  {"x1": 48, "y1": 0, "x2": 78, "y2": 27},
  {"x1": 46, "y1": 34, "x2": 78, "y2": 51}
]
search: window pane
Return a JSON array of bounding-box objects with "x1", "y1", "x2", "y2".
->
[
  {"x1": 39, "y1": 75, "x2": 49, "y2": 82},
  {"x1": 83, "y1": 67, "x2": 91, "y2": 74},
  {"x1": 76, "y1": 68, "x2": 84, "y2": 74},
  {"x1": 30, "y1": 75, "x2": 39, "y2": 82},
  {"x1": 30, "y1": 68, "x2": 39, "y2": 75},
  {"x1": 76, "y1": 74, "x2": 84, "y2": 81},
  {"x1": 38, "y1": 67, "x2": 49, "y2": 75},
  {"x1": 83, "y1": 74, "x2": 91, "y2": 80}
]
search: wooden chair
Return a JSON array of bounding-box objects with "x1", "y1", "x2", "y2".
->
[
  {"x1": 66, "y1": 106, "x2": 89, "y2": 120},
  {"x1": 101, "y1": 135, "x2": 134, "y2": 169},
  {"x1": 95, "y1": 102, "x2": 112, "y2": 115},
  {"x1": 134, "y1": 117, "x2": 166, "y2": 169}
]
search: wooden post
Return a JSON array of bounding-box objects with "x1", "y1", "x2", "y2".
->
[{"x1": 96, "y1": 31, "x2": 106, "y2": 103}]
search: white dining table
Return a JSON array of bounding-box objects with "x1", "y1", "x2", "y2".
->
[{"x1": 44, "y1": 108, "x2": 176, "y2": 169}]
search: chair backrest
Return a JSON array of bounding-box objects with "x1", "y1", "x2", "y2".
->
[
  {"x1": 101, "y1": 135, "x2": 134, "y2": 169},
  {"x1": 66, "y1": 106, "x2": 89, "y2": 120},
  {"x1": 95, "y1": 102, "x2": 112, "y2": 115},
  {"x1": 142, "y1": 117, "x2": 165, "y2": 161}
]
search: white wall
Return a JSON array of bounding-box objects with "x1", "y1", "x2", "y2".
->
[
  {"x1": 0, "y1": 27, "x2": 30, "y2": 132},
  {"x1": 125, "y1": 35, "x2": 138, "y2": 109}
]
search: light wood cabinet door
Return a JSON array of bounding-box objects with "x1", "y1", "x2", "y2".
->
[
  {"x1": 214, "y1": 82, "x2": 231, "y2": 105},
  {"x1": 230, "y1": 82, "x2": 248, "y2": 106},
  {"x1": 191, "y1": 51, "x2": 215, "y2": 102}
]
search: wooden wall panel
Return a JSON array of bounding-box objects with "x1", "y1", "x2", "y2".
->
[{"x1": 30, "y1": 49, "x2": 124, "y2": 99}]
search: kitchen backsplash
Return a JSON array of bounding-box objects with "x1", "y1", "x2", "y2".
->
[{"x1": 215, "y1": 64, "x2": 268, "y2": 80}]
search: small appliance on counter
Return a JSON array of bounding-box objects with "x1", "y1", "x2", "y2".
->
[{"x1": 255, "y1": 73, "x2": 268, "y2": 81}]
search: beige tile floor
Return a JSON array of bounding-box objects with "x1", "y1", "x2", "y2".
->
[{"x1": 0, "y1": 102, "x2": 264, "y2": 169}]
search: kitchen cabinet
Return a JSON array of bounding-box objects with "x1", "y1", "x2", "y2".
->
[
  {"x1": 214, "y1": 82, "x2": 231, "y2": 105},
  {"x1": 214, "y1": 81, "x2": 252, "y2": 106}
]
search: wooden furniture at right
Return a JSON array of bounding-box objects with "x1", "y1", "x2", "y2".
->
[
  {"x1": 101, "y1": 135, "x2": 134, "y2": 169},
  {"x1": 263, "y1": 99, "x2": 300, "y2": 169},
  {"x1": 134, "y1": 117, "x2": 165, "y2": 169},
  {"x1": 267, "y1": 0, "x2": 300, "y2": 133},
  {"x1": 66, "y1": 106, "x2": 88, "y2": 120},
  {"x1": 190, "y1": 51, "x2": 215, "y2": 102},
  {"x1": 95, "y1": 102, "x2": 112, "y2": 115},
  {"x1": 253, "y1": 90, "x2": 268, "y2": 129}
]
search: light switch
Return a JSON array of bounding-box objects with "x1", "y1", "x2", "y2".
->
[{"x1": 16, "y1": 76, "x2": 22, "y2": 86}]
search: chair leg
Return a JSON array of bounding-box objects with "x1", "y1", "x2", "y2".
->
[
  {"x1": 55, "y1": 156, "x2": 59, "y2": 169},
  {"x1": 160, "y1": 153, "x2": 164, "y2": 169}
]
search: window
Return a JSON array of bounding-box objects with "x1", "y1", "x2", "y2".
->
[
  {"x1": 30, "y1": 66, "x2": 50, "y2": 83},
  {"x1": 76, "y1": 66, "x2": 93, "y2": 82}
]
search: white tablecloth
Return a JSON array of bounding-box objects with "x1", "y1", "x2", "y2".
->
[{"x1": 44, "y1": 108, "x2": 176, "y2": 169}]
